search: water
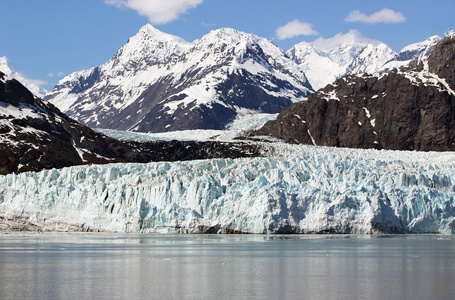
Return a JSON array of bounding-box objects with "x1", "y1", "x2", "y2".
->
[{"x1": 0, "y1": 234, "x2": 454, "y2": 300}]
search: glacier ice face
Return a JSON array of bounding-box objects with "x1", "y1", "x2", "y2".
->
[{"x1": 1, "y1": 144, "x2": 455, "y2": 234}]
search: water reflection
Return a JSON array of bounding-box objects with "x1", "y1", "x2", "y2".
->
[{"x1": 0, "y1": 234, "x2": 454, "y2": 299}]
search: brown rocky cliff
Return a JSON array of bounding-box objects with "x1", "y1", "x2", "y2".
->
[{"x1": 255, "y1": 36, "x2": 455, "y2": 151}]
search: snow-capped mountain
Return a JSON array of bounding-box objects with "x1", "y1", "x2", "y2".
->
[
  {"x1": 0, "y1": 72, "x2": 114, "y2": 174},
  {"x1": 257, "y1": 34, "x2": 455, "y2": 152},
  {"x1": 45, "y1": 25, "x2": 313, "y2": 133},
  {"x1": 344, "y1": 43, "x2": 396, "y2": 75},
  {"x1": 0, "y1": 56, "x2": 48, "y2": 97},
  {"x1": 287, "y1": 30, "x2": 454, "y2": 91},
  {"x1": 286, "y1": 30, "x2": 393, "y2": 90},
  {"x1": 380, "y1": 34, "x2": 443, "y2": 72}
]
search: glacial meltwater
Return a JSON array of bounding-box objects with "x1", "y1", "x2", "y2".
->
[{"x1": 0, "y1": 234, "x2": 454, "y2": 300}]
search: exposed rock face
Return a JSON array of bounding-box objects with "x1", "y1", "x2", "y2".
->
[
  {"x1": 256, "y1": 36, "x2": 455, "y2": 151},
  {"x1": 0, "y1": 76, "x2": 262, "y2": 175},
  {"x1": 428, "y1": 36, "x2": 455, "y2": 88}
]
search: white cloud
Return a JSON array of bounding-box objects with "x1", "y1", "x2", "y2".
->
[
  {"x1": 345, "y1": 8, "x2": 406, "y2": 24},
  {"x1": 276, "y1": 19, "x2": 318, "y2": 40},
  {"x1": 105, "y1": 0, "x2": 204, "y2": 24}
]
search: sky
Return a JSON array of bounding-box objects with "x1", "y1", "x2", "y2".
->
[{"x1": 1, "y1": 0, "x2": 454, "y2": 91}]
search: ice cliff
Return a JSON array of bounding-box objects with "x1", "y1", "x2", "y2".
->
[{"x1": 1, "y1": 144, "x2": 455, "y2": 234}]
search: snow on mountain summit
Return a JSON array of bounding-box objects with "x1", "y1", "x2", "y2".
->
[
  {"x1": 286, "y1": 30, "x2": 389, "y2": 90},
  {"x1": 286, "y1": 30, "x2": 451, "y2": 91},
  {"x1": 46, "y1": 25, "x2": 313, "y2": 133},
  {"x1": 443, "y1": 30, "x2": 455, "y2": 38},
  {"x1": 380, "y1": 35, "x2": 441, "y2": 72},
  {"x1": 112, "y1": 24, "x2": 192, "y2": 68},
  {"x1": 0, "y1": 56, "x2": 48, "y2": 98},
  {"x1": 199, "y1": 27, "x2": 254, "y2": 45},
  {"x1": 345, "y1": 43, "x2": 396, "y2": 75}
]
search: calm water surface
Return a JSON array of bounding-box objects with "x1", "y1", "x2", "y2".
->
[{"x1": 0, "y1": 233, "x2": 454, "y2": 300}]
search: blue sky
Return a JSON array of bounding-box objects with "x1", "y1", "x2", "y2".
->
[{"x1": 1, "y1": 0, "x2": 454, "y2": 90}]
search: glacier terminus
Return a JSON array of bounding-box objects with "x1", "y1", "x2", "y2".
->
[{"x1": 1, "y1": 142, "x2": 455, "y2": 234}]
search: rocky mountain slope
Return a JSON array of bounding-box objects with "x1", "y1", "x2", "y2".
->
[
  {"x1": 255, "y1": 35, "x2": 455, "y2": 151},
  {"x1": 45, "y1": 25, "x2": 313, "y2": 133},
  {"x1": 287, "y1": 31, "x2": 449, "y2": 90},
  {"x1": 0, "y1": 72, "x2": 262, "y2": 175}
]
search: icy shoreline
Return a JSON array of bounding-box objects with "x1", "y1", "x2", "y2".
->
[{"x1": 1, "y1": 143, "x2": 455, "y2": 234}]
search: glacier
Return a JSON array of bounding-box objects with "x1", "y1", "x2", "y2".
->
[{"x1": 1, "y1": 142, "x2": 455, "y2": 234}]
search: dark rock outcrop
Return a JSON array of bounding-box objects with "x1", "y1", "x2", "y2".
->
[
  {"x1": 255, "y1": 36, "x2": 455, "y2": 151},
  {"x1": 0, "y1": 78, "x2": 262, "y2": 175}
]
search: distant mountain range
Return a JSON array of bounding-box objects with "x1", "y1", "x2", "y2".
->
[
  {"x1": 256, "y1": 33, "x2": 455, "y2": 151},
  {"x1": 286, "y1": 30, "x2": 451, "y2": 90},
  {"x1": 43, "y1": 26, "x2": 454, "y2": 134},
  {"x1": 2, "y1": 25, "x2": 452, "y2": 135},
  {"x1": 45, "y1": 25, "x2": 313, "y2": 133}
]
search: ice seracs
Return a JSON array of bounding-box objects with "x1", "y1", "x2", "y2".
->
[{"x1": 1, "y1": 143, "x2": 455, "y2": 234}]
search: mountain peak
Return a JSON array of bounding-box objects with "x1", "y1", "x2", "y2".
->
[
  {"x1": 443, "y1": 30, "x2": 455, "y2": 38},
  {"x1": 0, "y1": 56, "x2": 48, "y2": 97},
  {"x1": 139, "y1": 23, "x2": 161, "y2": 35},
  {"x1": 111, "y1": 24, "x2": 191, "y2": 68},
  {"x1": 0, "y1": 56, "x2": 14, "y2": 78},
  {"x1": 136, "y1": 24, "x2": 188, "y2": 44},
  {"x1": 399, "y1": 35, "x2": 441, "y2": 53},
  {"x1": 286, "y1": 30, "x2": 385, "y2": 90},
  {"x1": 200, "y1": 28, "x2": 261, "y2": 45}
]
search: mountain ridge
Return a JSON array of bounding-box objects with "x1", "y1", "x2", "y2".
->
[
  {"x1": 286, "y1": 31, "x2": 452, "y2": 90},
  {"x1": 45, "y1": 25, "x2": 313, "y2": 133}
]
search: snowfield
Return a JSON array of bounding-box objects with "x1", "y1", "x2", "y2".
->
[{"x1": 1, "y1": 138, "x2": 455, "y2": 234}]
